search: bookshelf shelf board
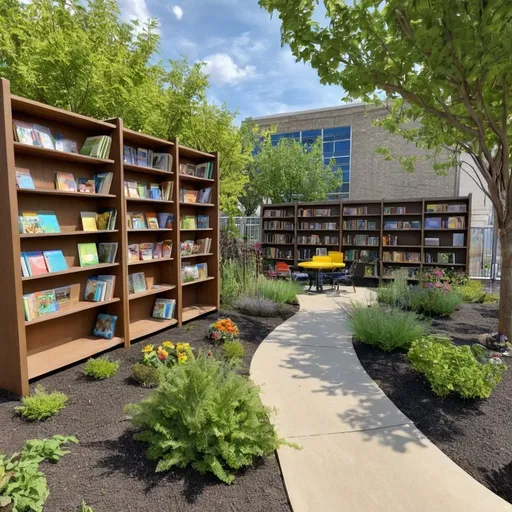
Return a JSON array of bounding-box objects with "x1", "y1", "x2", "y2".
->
[
  {"x1": 22, "y1": 262, "x2": 119, "y2": 281},
  {"x1": 342, "y1": 244, "x2": 380, "y2": 248},
  {"x1": 297, "y1": 243, "x2": 339, "y2": 247},
  {"x1": 298, "y1": 215, "x2": 340, "y2": 219},
  {"x1": 265, "y1": 229, "x2": 295, "y2": 232},
  {"x1": 343, "y1": 214, "x2": 381, "y2": 217},
  {"x1": 123, "y1": 127, "x2": 174, "y2": 148},
  {"x1": 25, "y1": 298, "x2": 121, "y2": 326},
  {"x1": 13, "y1": 142, "x2": 115, "y2": 165},
  {"x1": 262, "y1": 242, "x2": 294, "y2": 246},
  {"x1": 128, "y1": 284, "x2": 176, "y2": 301},
  {"x1": 383, "y1": 229, "x2": 422, "y2": 232},
  {"x1": 383, "y1": 245, "x2": 422, "y2": 248},
  {"x1": 264, "y1": 216, "x2": 295, "y2": 220},
  {"x1": 423, "y1": 262, "x2": 466, "y2": 266},
  {"x1": 20, "y1": 229, "x2": 118, "y2": 239},
  {"x1": 425, "y1": 246, "x2": 467, "y2": 249},
  {"x1": 126, "y1": 197, "x2": 173, "y2": 204},
  {"x1": 182, "y1": 304, "x2": 217, "y2": 322},
  {"x1": 298, "y1": 229, "x2": 338, "y2": 232},
  {"x1": 181, "y1": 253, "x2": 214, "y2": 259},
  {"x1": 128, "y1": 257, "x2": 173, "y2": 267},
  {"x1": 129, "y1": 318, "x2": 178, "y2": 341},
  {"x1": 179, "y1": 202, "x2": 215, "y2": 208},
  {"x1": 264, "y1": 257, "x2": 294, "y2": 261},
  {"x1": 17, "y1": 189, "x2": 116, "y2": 199},
  {"x1": 423, "y1": 228, "x2": 467, "y2": 231},
  {"x1": 383, "y1": 213, "x2": 422, "y2": 216},
  {"x1": 424, "y1": 211, "x2": 468, "y2": 215},
  {"x1": 27, "y1": 336, "x2": 123, "y2": 379},
  {"x1": 128, "y1": 228, "x2": 173, "y2": 233},
  {"x1": 179, "y1": 145, "x2": 215, "y2": 160},
  {"x1": 382, "y1": 261, "x2": 421, "y2": 265},
  {"x1": 180, "y1": 228, "x2": 213, "y2": 232},
  {"x1": 178, "y1": 174, "x2": 215, "y2": 184},
  {"x1": 123, "y1": 163, "x2": 173, "y2": 176},
  {"x1": 342, "y1": 229, "x2": 380, "y2": 232},
  {"x1": 182, "y1": 276, "x2": 216, "y2": 287}
]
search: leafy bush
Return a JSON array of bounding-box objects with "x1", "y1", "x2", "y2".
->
[
  {"x1": 15, "y1": 386, "x2": 68, "y2": 421},
  {"x1": 209, "y1": 318, "x2": 239, "y2": 344},
  {"x1": 233, "y1": 295, "x2": 281, "y2": 317},
  {"x1": 453, "y1": 280, "x2": 486, "y2": 303},
  {"x1": 83, "y1": 357, "x2": 120, "y2": 380},
  {"x1": 347, "y1": 303, "x2": 426, "y2": 351},
  {"x1": 141, "y1": 341, "x2": 194, "y2": 367},
  {"x1": 376, "y1": 271, "x2": 411, "y2": 309},
  {"x1": 247, "y1": 277, "x2": 301, "y2": 304},
  {"x1": 126, "y1": 357, "x2": 292, "y2": 484},
  {"x1": 408, "y1": 335, "x2": 507, "y2": 398},
  {"x1": 223, "y1": 340, "x2": 245, "y2": 361},
  {"x1": 0, "y1": 435, "x2": 78, "y2": 511},
  {"x1": 131, "y1": 363, "x2": 161, "y2": 388},
  {"x1": 409, "y1": 287, "x2": 462, "y2": 316}
]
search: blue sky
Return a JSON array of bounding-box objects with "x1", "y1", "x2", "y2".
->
[{"x1": 117, "y1": 0, "x2": 345, "y2": 121}]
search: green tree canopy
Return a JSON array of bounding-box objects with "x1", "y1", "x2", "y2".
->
[{"x1": 259, "y1": 0, "x2": 512, "y2": 338}]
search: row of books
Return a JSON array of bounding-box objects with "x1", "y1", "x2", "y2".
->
[
  {"x1": 384, "y1": 220, "x2": 421, "y2": 230},
  {"x1": 343, "y1": 235, "x2": 379, "y2": 246},
  {"x1": 264, "y1": 221, "x2": 294, "y2": 230},
  {"x1": 124, "y1": 180, "x2": 173, "y2": 201},
  {"x1": 343, "y1": 206, "x2": 368, "y2": 215},
  {"x1": 298, "y1": 208, "x2": 333, "y2": 217},
  {"x1": 179, "y1": 162, "x2": 214, "y2": 179},
  {"x1": 383, "y1": 251, "x2": 421, "y2": 263},
  {"x1": 426, "y1": 203, "x2": 467, "y2": 213},
  {"x1": 13, "y1": 120, "x2": 112, "y2": 158},
  {"x1": 80, "y1": 210, "x2": 118, "y2": 231},
  {"x1": 128, "y1": 272, "x2": 168, "y2": 295},
  {"x1": 424, "y1": 252, "x2": 457, "y2": 264},
  {"x1": 343, "y1": 220, "x2": 377, "y2": 230},
  {"x1": 383, "y1": 206, "x2": 408, "y2": 215},
  {"x1": 84, "y1": 275, "x2": 116, "y2": 302},
  {"x1": 265, "y1": 247, "x2": 293, "y2": 259},
  {"x1": 264, "y1": 233, "x2": 294, "y2": 244},
  {"x1": 153, "y1": 298, "x2": 176, "y2": 320},
  {"x1": 181, "y1": 238, "x2": 212, "y2": 256},
  {"x1": 425, "y1": 234, "x2": 465, "y2": 246},
  {"x1": 424, "y1": 217, "x2": 466, "y2": 229},
  {"x1": 127, "y1": 212, "x2": 173, "y2": 230},
  {"x1": 123, "y1": 146, "x2": 172, "y2": 172},
  {"x1": 180, "y1": 187, "x2": 213, "y2": 204},
  {"x1": 128, "y1": 241, "x2": 172, "y2": 262},
  {"x1": 298, "y1": 222, "x2": 337, "y2": 230},
  {"x1": 182, "y1": 263, "x2": 208, "y2": 283},
  {"x1": 181, "y1": 215, "x2": 209, "y2": 230},
  {"x1": 263, "y1": 209, "x2": 291, "y2": 218},
  {"x1": 382, "y1": 235, "x2": 400, "y2": 246},
  {"x1": 296, "y1": 235, "x2": 339, "y2": 245},
  {"x1": 345, "y1": 250, "x2": 379, "y2": 262}
]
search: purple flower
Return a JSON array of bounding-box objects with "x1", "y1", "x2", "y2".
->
[{"x1": 500, "y1": 334, "x2": 508, "y2": 343}]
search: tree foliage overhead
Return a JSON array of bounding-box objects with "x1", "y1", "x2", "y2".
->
[
  {"x1": 0, "y1": 0, "x2": 251, "y2": 214},
  {"x1": 252, "y1": 134, "x2": 340, "y2": 203}
]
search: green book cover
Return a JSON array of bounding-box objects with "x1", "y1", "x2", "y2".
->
[
  {"x1": 78, "y1": 243, "x2": 99, "y2": 267},
  {"x1": 79, "y1": 136, "x2": 103, "y2": 158}
]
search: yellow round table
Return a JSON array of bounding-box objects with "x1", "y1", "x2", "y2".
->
[{"x1": 298, "y1": 261, "x2": 346, "y2": 292}]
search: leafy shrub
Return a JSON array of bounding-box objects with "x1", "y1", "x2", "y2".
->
[
  {"x1": 408, "y1": 335, "x2": 507, "y2": 398},
  {"x1": 453, "y1": 280, "x2": 486, "y2": 303},
  {"x1": 209, "y1": 318, "x2": 239, "y2": 344},
  {"x1": 223, "y1": 340, "x2": 245, "y2": 361},
  {"x1": 126, "y1": 357, "x2": 292, "y2": 484},
  {"x1": 233, "y1": 295, "x2": 281, "y2": 317},
  {"x1": 347, "y1": 303, "x2": 426, "y2": 351},
  {"x1": 131, "y1": 363, "x2": 161, "y2": 388},
  {"x1": 376, "y1": 271, "x2": 411, "y2": 309},
  {"x1": 83, "y1": 357, "x2": 120, "y2": 380},
  {"x1": 0, "y1": 435, "x2": 78, "y2": 511},
  {"x1": 483, "y1": 292, "x2": 500, "y2": 303},
  {"x1": 247, "y1": 277, "x2": 302, "y2": 304},
  {"x1": 141, "y1": 341, "x2": 194, "y2": 368},
  {"x1": 15, "y1": 386, "x2": 68, "y2": 421},
  {"x1": 409, "y1": 287, "x2": 462, "y2": 316}
]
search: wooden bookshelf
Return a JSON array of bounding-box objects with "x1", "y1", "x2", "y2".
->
[
  {"x1": 0, "y1": 79, "x2": 219, "y2": 395},
  {"x1": 260, "y1": 195, "x2": 471, "y2": 283}
]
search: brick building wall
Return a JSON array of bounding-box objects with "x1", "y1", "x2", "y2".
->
[{"x1": 252, "y1": 104, "x2": 459, "y2": 200}]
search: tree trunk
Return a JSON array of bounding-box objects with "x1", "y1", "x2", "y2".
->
[{"x1": 498, "y1": 228, "x2": 512, "y2": 340}]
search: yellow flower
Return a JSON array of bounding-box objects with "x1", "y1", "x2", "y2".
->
[
  {"x1": 177, "y1": 353, "x2": 188, "y2": 364},
  {"x1": 162, "y1": 341, "x2": 175, "y2": 349},
  {"x1": 176, "y1": 342, "x2": 190, "y2": 351},
  {"x1": 142, "y1": 344, "x2": 154, "y2": 353}
]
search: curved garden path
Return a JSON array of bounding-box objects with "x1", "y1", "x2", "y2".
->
[{"x1": 250, "y1": 288, "x2": 512, "y2": 512}]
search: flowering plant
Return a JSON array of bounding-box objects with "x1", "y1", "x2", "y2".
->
[
  {"x1": 140, "y1": 341, "x2": 193, "y2": 368},
  {"x1": 208, "y1": 318, "x2": 239, "y2": 344},
  {"x1": 422, "y1": 268, "x2": 451, "y2": 291}
]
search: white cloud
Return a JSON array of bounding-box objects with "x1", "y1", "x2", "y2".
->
[
  {"x1": 203, "y1": 53, "x2": 257, "y2": 85},
  {"x1": 117, "y1": 0, "x2": 151, "y2": 23},
  {"x1": 171, "y1": 5, "x2": 184, "y2": 20}
]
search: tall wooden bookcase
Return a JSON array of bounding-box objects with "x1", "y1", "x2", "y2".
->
[
  {"x1": 261, "y1": 195, "x2": 471, "y2": 282},
  {"x1": 0, "y1": 79, "x2": 219, "y2": 395}
]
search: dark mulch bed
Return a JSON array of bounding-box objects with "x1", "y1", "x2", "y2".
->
[
  {"x1": 0, "y1": 305, "x2": 298, "y2": 512},
  {"x1": 354, "y1": 303, "x2": 512, "y2": 504}
]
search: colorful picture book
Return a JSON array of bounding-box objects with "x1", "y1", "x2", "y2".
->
[
  {"x1": 81, "y1": 212, "x2": 98, "y2": 231},
  {"x1": 453, "y1": 233, "x2": 465, "y2": 246},
  {"x1": 23, "y1": 289, "x2": 59, "y2": 321},
  {"x1": 152, "y1": 298, "x2": 176, "y2": 319},
  {"x1": 179, "y1": 161, "x2": 214, "y2": 179},
  {"x1": 180, "y1": 216, "x2": 197, "y2": 230},
  {"x1": 127, "y1": 212, "x2": 147, "y2": 230},
  {"x1": 93, "y1": 313, "x2": 118, "y2": 339},
  {"x1": 181, "y1": 264, "x2": 200, "y2": 283},
  {"x1": 54, "y1": 171, "x2": 113, "y2": 194},
  {"x1": 128, "y1": 272, "x2": 147, "y2": 294},
  {"x1": 146, "y1": 212, "x2": 159, "y2": 229},
  {"x1": 84, "y1": 275, "x2": 116, "y2": 302},
  {"x1": 20, "y1": 251, "x2": 49, "y2": 277},
  {"x1": 18, "y1": 211, "x2": 47, "y2": 234},
  {"x1": 42, "y1": 250, "x2": 68, "y2": 273},
  {"x1": 197, "y1": 262, "x2": 208, "y2": 280},
  {"x1": 77, "y1": 178, "x2": 96, "y2": 193},
  {"x1": 123, "y1": 180, "x2": 173, "y2": 200},
  {"x1": 179, "y1": 187, "x2": 212, "y2": 204},
  {"x1": 78, "y1": 243, "x2": 99, "y2": 267},
  {"x1": 79, "y1": 135, "x2": 112, "y2": 159},
  {"x1": 96, "y1": 209, "x2": 117, "y2": 230},
  {"x1": 180, "y1": 238, "x2": 212, "y2": 256},
  {"x1": 98, "y1": 242, "x2": 118, "y2": 264},
  {"x1": 123, "y1": 146, "x2": 173, "y2": 172},
  {"x1": 15, "y1": 167, "x2": 35, "y2": 189},
  {"x1": 55, "y1": 172, "x2": 77, "y2": 191},
  {"x1": 157, "y1": 213, "x2": 173, "y2": 229}
]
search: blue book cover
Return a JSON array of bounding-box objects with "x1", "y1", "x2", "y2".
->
[
  {"x1": 93, "y1": 313, "x2": 118, "y2": 339},
  {"x1": 38, "y1": 211, "x2": 61, "y2": 233},
  {"x1": 84, "y1": 278, "x2": 104, "y2": 302},
  {"x1": 15, "y1": 168, "x2": 35, "y2": 189},
  {"x1": 43, "y1": 250, "x2": 68, "y2": 273}
]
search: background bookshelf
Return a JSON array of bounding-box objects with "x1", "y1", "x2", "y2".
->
[
  {"x1": 0, "y1": 79, "x2": 219, "y2": 395},
  {"x1": 260, "y1": 195, "x2": 471, "y2": 283}
]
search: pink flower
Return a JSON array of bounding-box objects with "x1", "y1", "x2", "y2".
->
[
  {"x1": 212, "y1": 331, "x2": 221, "y2": 340},
  {"x1": 435, "y1": 282, "x2": 442, "y2": 288}
]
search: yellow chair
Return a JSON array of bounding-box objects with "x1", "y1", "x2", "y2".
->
[
  {"x1": 312, "y1": 255, "x2": 332, "y2": 263},
  {"x1": 328, "y1": 251, "x2": 343, "y2": 265}
]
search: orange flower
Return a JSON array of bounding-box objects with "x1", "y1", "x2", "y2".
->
[{"x1": 158, "y1": 349, "x2": 169, "y2": 361}]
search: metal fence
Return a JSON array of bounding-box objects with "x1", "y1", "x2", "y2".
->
[{"x1": 220, "y1": 217, "x2": 260, "y2": 243}]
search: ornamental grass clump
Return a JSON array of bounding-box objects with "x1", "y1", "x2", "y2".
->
[
  {"x1": 247, "y1": 277, "x2": 302, "y2": 304},
  {"x1": 15, "y1": 386, "x2": 68, "y2": 421},
  {"x1": 409, "y1": 287, "x2": 462, "y2": 316},
  {"x1": 125, "y1": 357, "x2": 294, "y2": 484},
  {"x1": 233, "y1": 295, "x2": 281, "y2": 317},
  {"x1": 83, "y1": 357, "x2": 120, "y2": 380},
  {"x1": 208, "y1": 318, "x2": 239, "y2": 344},
  {"x1": 408, "y1": 335, "x2": 507, "y2": 398},
  {"x1": 347, "y1": 303, "x2": 426, "y2": 352}
]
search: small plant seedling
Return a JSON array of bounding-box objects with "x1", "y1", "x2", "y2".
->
[
  {"x1": 83, "y1": 357, "x2": 120, "y2": 380},
  {"x1": 131, "y1": 363, "x2": 161, "y2": 388},
  {"x1": 15, "y1": 385, "x2": 68, "y2": 421}
]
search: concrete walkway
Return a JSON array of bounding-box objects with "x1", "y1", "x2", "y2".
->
[{"x1": 250, "y1": 289, "x2": 512, "y2": 512}]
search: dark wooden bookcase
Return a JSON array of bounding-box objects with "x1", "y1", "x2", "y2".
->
[
  {"x1": 260, "y1": 195, "x2": 471, "y2": 282},
  {"x1": 0, "y1": 79, "x2": 219, "y2": 395}
]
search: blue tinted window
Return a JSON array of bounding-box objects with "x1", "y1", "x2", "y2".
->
[
  {"x1": 335, "y1": 156, "x2": 350, "y2": 165},
  {"x1": 341, "y1": 183, "x2": 350, "y2": 193},
  {"x1": 303, "y1": 129, "x2": 321, "y2": 138},
  {"x1": 335, "y1": 140, "x2": 350, "y2": 152},
  {"x1": 323, "y1": 142, "x2": 333, "y2": 153},
  {"x1": 324, "y1": 126, "x2": 351, "y2": 139}
]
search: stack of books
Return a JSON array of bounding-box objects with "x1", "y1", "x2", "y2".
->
[
  {"x1": 263, "y1": 209, "x2": 291, "y2": 218},
  {"x1": 297, "y1": 208, "x2": 332, "y2": 217},
  {"x1": 180, "y1": 187, "x2": 212, "y2": 204},
  {"x1": 298, "y1": 221, "x2": 337, "y2": 230},
  {"x1": 127, "y1": 212, "x2": 173, "y2": 230},
  {"x1": 84, "y1": 275, "x2": 116, "y2": 302},
  {"x1": 343, "y1": 206, "x2": 368, "y2": 215},
  {"x1": 180, "y1": 238, "x2": 212, "y2": 256},
  {"x1": 265, "y1": 233, "x2": 294, "y2": 244},
  {"x1": 123, "y1": 146, "x2": 173, "y2": 172},
  {"x1": 383, "y1": 206, "x2": 408, "y2": 214},
  {"x1": 152, "y1": 298, "x2": 176, "y2": 319},
  {"x1": 265, "y1": 220, "x2": 294, "y2": 230},
  {"x1": 180, "y1": 215, "x2": 210, "y2": 230},
  {"x1": 426, "y1": 203, "x2": 467, "y2": 213},
  {"x1": 179, "y1": 162, "x2": 214, "y2": 179},
  {"x1": 181, "y1": 262, "x2": 208, "y2": 282},
  {"x1": 124, "y1": 180, "x2": 173, "y2": 200},
  {"x1": 342, "y1": 235, "x2": 379, "y2": 246},
  {"x1": 383, "y1": 251, "x2": 421, "y2": 263},
  {"x1": 343, "y1": 220, "x2": 377, "y2": 230},
  {"x1": 128, "y1": 240, "x2": 172, "y2": 262}
]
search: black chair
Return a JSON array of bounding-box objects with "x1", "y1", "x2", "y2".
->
[{"x1": 331, "y1": 262, "x2": 367, "y2": 293}]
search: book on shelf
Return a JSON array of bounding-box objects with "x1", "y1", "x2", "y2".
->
[
  {"x1": 21, "y1": 251, "x2": 48, "y2": 276},
  {"x1": 77, "y1": 178, "x2": 96, "y2": 193},
  {"x1": 296, "y1": 235, "x2": 338, "y2": 245},
  {"x1": 79, "y1": 135, "x2": 112, "y2": 159},
  {"x1": 446, "y1": 216, "x2": 466, "y2": 229},
  {"x1": 15, "y1": 167, "x2": 35, "y2": 189},
  {"x1": 98, "y1": 242, "x2": 118, "y2": 264},
  {"x1": 84, "y1": 277, "x2": 111, "y2": 302},
  {"x1": 424, "y1": 217, "x2": 442, "y2": 229},
  {"x1": 22, "y1": 289, "x2": 59, "y2": 321},
  {"x1": 54, "y1": 137, "x2": 78, "y2": 153},
  {"x1": 18, "y1": 211, "x2": 42, "y2": 234},
  {"x1": 94, "y1": 172, "x2": 113, "y2": 194},
  {"x1": 181, "y1": 216, "x2": 197, "y2": 230},
  {"x1": 179, "y1": 161, "x2": 214, "y2": 179},
  {"x1": 145, "y1": 212, "x2": 159, "y2": 230},
  {"x1": 343, "y1": 219, "x2": 377, "y2": 230},
  {"x1": 157, "y1": 213, "x2": 173, "y2": 229},
  {"x1": 137, "y1": 148, "x2": 149, "y2": 167},
  {"x1": 12, "y1": 120, "x2": 41, "y2": 146},
  {"x1": 161, "y1": 181, "x2": 173, "y2": 201},
  {"x1": 343, "y1": 234, "x2": 379, "y2": 246},
  {"x1": 153, "y1": 153, "x2": 173, "y2": 172},
  {"x1": 263, "y1": 209, "x2": 292, "y2": 218},
  {"x1": 55, "y1": 171, "x2": 77, "y2": 192},
  {"x1": 265, "y1": 247, "x2": 293, "y2": 259},
  {"x1": 343, "y1": 206, "x2": 368, "y2": 215},
  {"x1": 265, "y1": 233, "x2": 295, "y2": 244},
  {"x1": 383, "y1": 251, "x2": 421, "y2": 263},
  {"x1": 453, "y1": 233, "x2": 465, "y2": 246},
  {"x1": 162, "y1": 240, "x2": 172, "y2": 258},
  {"x1": 197, "y1": 238, "x2": 212, "y2": 254},
  {"x1": 93, "y1": 313, "x2": 118, "y2": 339},
  {"x1": 127, "y1": 212, "x2": 147, "y2": 230},
  {"x1": 180, "y1": 238, "x2": 211, "y2": 256},
  {"x1": 42, "y1": 250, "x2": 68, "y2": 273},
  {"x1": 55, "y1": 286, "x2": 73, "y2": 305},
  {"x1": 382, "y1": 235, "x2": 398, "y2": 246},
  {"x1": 359, "y1": 250, "x2": 379, "y2": 263},
  {"x1": 426, "y1": 203, "x2": 467, "y2": 213},
  {"x1": 196, "y1": 215, "x2": 209, "y2": 229},
  {"x1": 298, "y1": 208, "x2": 333, "y2": 217},
  {"x1": 128, "y1": 244, "x2": 140, "y2": 263},
  {"x1": 152, "y1": 298, "x2": 176, "y2": 319},
  {"x1": 128, "y1": 272, "x2": 147, "y2": 294},
  {"x1": 424, "y1": 238, "x2": 440, "y2": 246},
  {"x1": 181, "y1": 264, "x2": 200, "y2": 282},
  {"x1": 267, "y1": 220, "x2": 295, "y2": 230},
  {"x1": 78, "y1": 243, "x2": 99, "y2": 267},
  {"x1": 139, "y1": 243, "x2": 154, "y2": 261},
  {"x1": 149, "y1": 183, "x2": 162, "y2": 200},
  {"x1": 96, "y1": 209, "x2": 117, "y2": 230},
  {"x1": 438, "y1": 252, "x2": 456, "y2": 264},
  {"x1": 383, "y1": 220, "x2": 419, "y2": 230},
  {"x1": 81, "y1": 211, "x2": 98, "y2": 231},
  {"x1": 36, "y1": 211, "x2": 60, "y2": 233},
  {"x1": 197, "y1": 262, "x2": 208, "y2": 280},
  {"x1": 315, "y1": 248, "x2": 328, "y2": 256},
  {"x1": 383, "y1": 206, "x2": 408, "y2": 214},
  {"x1": 180, "y1": 187, "x2": 213, "y2": 204}
]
